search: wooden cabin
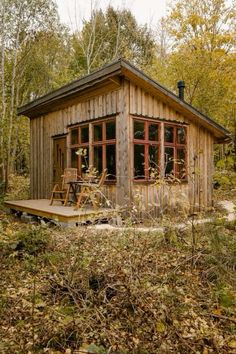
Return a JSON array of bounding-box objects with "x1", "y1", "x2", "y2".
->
[{"x1": 17, "y1": 58, "x2": 229, "y2": 216}]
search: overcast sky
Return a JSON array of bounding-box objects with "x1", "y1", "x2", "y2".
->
[{"x1": 55, "y1": 0, "x2": 168, "y2": 30}]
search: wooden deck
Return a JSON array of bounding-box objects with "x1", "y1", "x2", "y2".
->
[{"x1": 4, "y1": 199, "x2": 118, "y2": 225}]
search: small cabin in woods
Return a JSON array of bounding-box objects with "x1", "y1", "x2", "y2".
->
[{"x1": 18, "y1": 58, "x2": 230, "y2": 216}]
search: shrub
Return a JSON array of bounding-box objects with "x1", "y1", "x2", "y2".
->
[
  {"x1": 5, "y1": 174, "x2": 30, "y2": 200},
  {"x1": 11, "y1": 227, "x2": 51, "y2": 257}
]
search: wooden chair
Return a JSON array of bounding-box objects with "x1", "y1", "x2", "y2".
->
[
  {"x1": 74, "y1": 169, "x2": 107, "y2": 210},
  {"x1": 50, "y1": 168, "x2": 78, "y2": 206}
]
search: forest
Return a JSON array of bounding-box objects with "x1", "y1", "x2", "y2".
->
[
  {"x1": 0, "y1": 0, "x2": 235, "y2": 191},
  {"x1": 0, "y1": 0, "x2": 236, "y2": 353}
]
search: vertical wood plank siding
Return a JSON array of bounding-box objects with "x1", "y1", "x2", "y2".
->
[
  {"x1": 129, "y1": 82, "x2": 214, "y2": 214},
  {"x1": 30, "y1": 79, "x2": 214, "y2": 215},
  {"x1": 30, "y1": 89, "x2": 120, "y2": 199}
]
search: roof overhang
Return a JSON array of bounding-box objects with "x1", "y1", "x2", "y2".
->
[
  {"x1": 17, "y1": 60, "x2": 122, "y2": 118},
  {"x1": 18, "y1": 58, "x2": 230, "y2": 143}
]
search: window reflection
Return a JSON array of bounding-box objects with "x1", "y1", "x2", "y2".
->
[
  {"x1": 164, "y1": 126, "x2": 174, "y2": 143},
  {"x1": 177, "y1": 127, "x2": 186, "y2": 144},
  {"x1": 134, "y1": 121, "x2": 145, "y2": 140},
  {"x1": 134, "y1": 144, "x2": 145, "y2": 179}
]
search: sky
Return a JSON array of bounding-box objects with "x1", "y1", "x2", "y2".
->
[{"x1": 55, "y1": 0, "x2": 168, "y2": 30}]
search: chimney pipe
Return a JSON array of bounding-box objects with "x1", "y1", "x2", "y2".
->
[{"x1": 177, "y1": 81, "x2": 185, "y2": 100}]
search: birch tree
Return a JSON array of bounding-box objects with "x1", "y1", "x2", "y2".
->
[
  {"x1": 70, "y1": 6, "x2": 156, "y2": 75},
  {"x1": 0, "y1": 0, "x2": 68, "y2": 189}
]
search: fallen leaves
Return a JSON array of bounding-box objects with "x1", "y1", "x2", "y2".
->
[{"x1": 0, "y1": 212, "x2": 235, "y2": 353}]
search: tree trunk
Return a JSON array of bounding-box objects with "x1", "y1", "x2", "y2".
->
[
  {"x1": 0, "y1": 0, "x2": 6, "y2": 185},
  {"x1": 5, "y1": 4, "x2": 22, "y2": 191},
  {"x1": 234, "y1": 119, "x2": 236, "y2": 172}
]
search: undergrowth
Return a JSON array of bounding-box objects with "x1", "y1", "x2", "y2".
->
[{"x1": 0, "y1": 214, "x2": 235, "y2": 353}]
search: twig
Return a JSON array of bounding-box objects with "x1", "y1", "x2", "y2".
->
[
  {"x1": 206, "y1": 313, "x2": 236, "y2": 323},
  {"x1": 31, "y1": 276, "x2": 36, "y2": 351},
  {"x1": 174, "y1": 330, "x2": 198, "y2": 354}
]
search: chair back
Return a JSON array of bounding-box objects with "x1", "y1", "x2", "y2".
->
[
  {"x1": 62, "y1": 168, "x2": 78, "y2": 189},
  {"x1": 98, "y1": 169, "x2": 107, "y2": 188}
]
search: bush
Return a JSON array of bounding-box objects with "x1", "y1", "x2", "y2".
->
[
  {"x1": 5, "y1": 174, "x2": 29, "y2": 200},
  {"x1": 11, "y1": 227, "x2": 51, "y2": 257}
]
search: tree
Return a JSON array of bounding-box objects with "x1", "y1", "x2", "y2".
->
[
  {"x1": 0, "y1": 0, "x2": 71, "y2": 189},
  {"x1": 70, "y1": 6, "x2": 157, "y2": 75},
  {"x1": 162, "y1": 0, "x2": 236, "y2": 129}
]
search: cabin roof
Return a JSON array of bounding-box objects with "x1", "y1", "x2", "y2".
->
[{"x1": 17, "y1": 58, "x2": 230, "y2": 142}]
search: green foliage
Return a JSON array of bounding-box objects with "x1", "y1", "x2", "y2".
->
[
  {"x1": 152, "y1": 0, "x2": 236, "y2": 131},
  {"x1": 0, "y1": 0, "x2": 71, "y2": 188},
  {"x1": 70, "y1": 6, "x2": 156, "y2": 75},
  {"x1": 0, "y1": 0, "x2": 235, "y2": 192},
  {"x1": 5, "y1": 174, "x2": 30, "y2": 200},
  {"x1": 217, "y1": 287, "x2": 235, "y2": 308},
  {"x1": 11, "y1": 226, "x2": 50, "y2": 257}
]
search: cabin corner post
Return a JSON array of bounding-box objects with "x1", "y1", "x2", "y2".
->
[
  {"x1": 29, "y1": 119, "x2": 34, "y2": 199},
  {"x1": 116, "y1": 79, "x2": 131, "y2": 208}
]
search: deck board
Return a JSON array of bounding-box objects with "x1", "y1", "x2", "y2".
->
[{"x1": 4, "y1": 199, "x2": 117, "y2": 224}]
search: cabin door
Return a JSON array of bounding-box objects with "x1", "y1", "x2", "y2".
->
[{"x1": 53, "y1": 136, "x2": 67, "y2": 183}]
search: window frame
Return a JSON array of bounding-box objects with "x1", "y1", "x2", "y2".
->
[
  {"x1": 70, "y1": 123, "x2": 89, "y2": 175},
  {"x1": 69, "y1": 118, "x2": 116, "y2": 182},
  {"x1": 132, "y1": 117, "x2": 188, "y2": 183},
  {"x1": 92, "y1": 119, "x2": 116, "y2": 180},
  {"x1": 133, "y1": 118, "x2": 160, "y2": 181},
  {"x1": 164, "y1": 123, "x2": 187, "y2": 181}
]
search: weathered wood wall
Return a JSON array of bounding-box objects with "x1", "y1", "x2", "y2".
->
[
  {"x1": 30, "y1": 86, "x2": 120, "y2": 202},
  {"x1": 30, "y1": 78, "x2": 214, "y2": 215},
  {"x1": 128, "y1": 82, "x2": 214, "y2": 214}
]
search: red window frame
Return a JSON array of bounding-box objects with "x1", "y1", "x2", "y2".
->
[
  {"x1": 133, "y1": 118, "x2": 160, "y2": 181},
  {"x1": 164, "y1": 123, "x2": 187, "y2": 180},
  {"x1": 92, "y1": 119, "x2": 116, "y2": 180},
  {"x1": 70, "y1": 118, "x2": 116, "y2": 181},
  {"x1": 70, "y1": 124, "x2": 89, "y2": 176}
]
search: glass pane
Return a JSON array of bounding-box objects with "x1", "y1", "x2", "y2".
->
[
  {"x1": 165, "y1": 147, "x2": 174, "y2": 176},
  {"x1": 149, "y1": 145, "x2": 159, "y2": 178},
  {"x1": 134, "y1": 144, "x2": 145, "y2": 179},
  {"x1": 94, "y1": 124, "x2": 102, "y2": 142},
  {"x1": 164, "y1": 126, "x2": 174, "y2": 143},
  {"x1": 106, "y1": 145, "x2": 116, "y2": 180},
  {"x1": 177, "y1": 127, "x2": 186, "y2": 144},
  {"x1": 177, "y1": 148, "x2": 186, "y2": 179},
  {"x1": 134, "y1": 121, "x2": 145, "y2": 140},
  {"x1": 149, "y1": 124, "x2": 158, "y2": 141},
  {"x1": 94, "y1": 146, "x2": 103, "y2": 174},
  {"x1": 71, "y1": 128, "x2": 78, "y2": 145},
  {"x1": 71, "y1": 149, "x2": 78, "y2": 168},
  {"x1": 81, "y1": 147, "x2": 89, "y2": 173},
  {"x1": 106, "y1": 121, "x2": 116, "y2": 140},
  {"x1": 81, "y1": 126, "x2": 89, "y2": 143}
]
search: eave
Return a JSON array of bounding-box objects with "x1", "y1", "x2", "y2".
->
[
  {"x1": 120, "y1": 59, "x2": 230, "y2": 142},
  {"x1": 17, "y1": 58, "x2": 230, "y2": 142},
  {"x1": 17, "y1": 60, "x2": 122, "y2": 118}
]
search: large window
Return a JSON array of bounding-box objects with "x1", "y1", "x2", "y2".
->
[
  {"x1": 164, "y1": 125, "x2": 187, "y2": 180},
  {"x1": 70, "y1": 124, "x2": 89, "y2": 175},
  {"x1": 133, "y1": 119, "x2": 160, "y2": 180},
  {"x1": 70, "y1": 119, "x2": 116, "y2": 180},
  {"x1": 93, "y1": 120, "x2": 116, "y2": 180},
  {"x1": 133, "y1": 118, "x2": 187, "y2": 181}
]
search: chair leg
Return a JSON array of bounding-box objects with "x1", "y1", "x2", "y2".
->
[
  {"x1": 63, "y1": 188, "x2": 70, "y2": 206},
  {"x1": 49, "y1": 193, "x2": 54, "y2": 205},
  {"x1": 74, "y1": 187, "x2": 86, "y2": 210}
]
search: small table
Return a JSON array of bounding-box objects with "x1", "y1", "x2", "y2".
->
[
  {"x1": 68, "y1": 181, "x2": 83, "y2": 203},
  {"x1": 68, "y1": 180, "x2": 98, "y2": 204}
]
